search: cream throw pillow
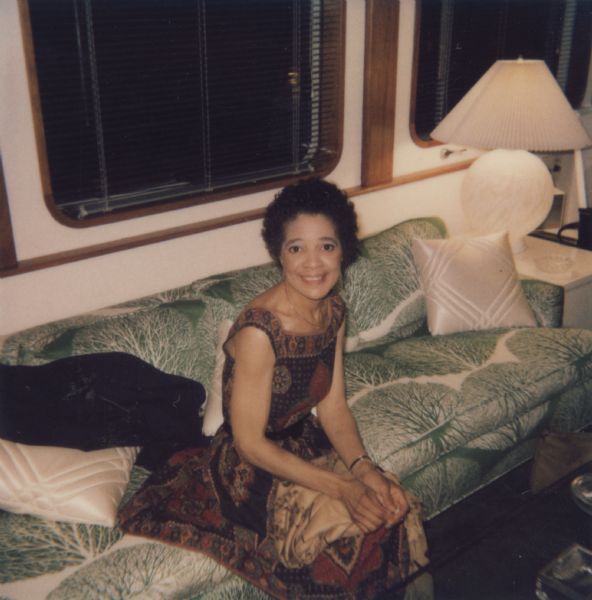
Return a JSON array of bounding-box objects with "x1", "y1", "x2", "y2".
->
[
  {"x1": 0, "y1": 438, "x2": 138, "y2": 526},
  {"x1": 412, "y1": 231, "x2": 536, "y2": 335},
  {"x1": 202, "y1": 319, "x2": 233, "y2": 436}
]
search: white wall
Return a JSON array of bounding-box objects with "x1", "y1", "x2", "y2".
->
[{"x1": 0, "y1": 0, "x2": 471, "y2": 336}]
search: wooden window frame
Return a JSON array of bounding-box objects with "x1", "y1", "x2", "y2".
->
[
  {"x1": 26, "y1": 0, "x2": 346, "y2": 228},
  {"x1": 361, "y1": 0, "x2": 399, "y2": 186},
  {"x1": 25, "y1": 0, "x2": 346, "y2": 227},
  {"x1": 355, "y1": 0, "x2": 472, "y2": 194}
]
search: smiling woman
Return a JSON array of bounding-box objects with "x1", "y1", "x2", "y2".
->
[{"x1": 117, "y1": 178, "x2": 428, "y2": 599}]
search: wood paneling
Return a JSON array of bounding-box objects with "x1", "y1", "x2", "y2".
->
[
  {"x1": 349, "y1": 158, "x2": 475, "y2": 198},
  {"x1": 0, "y1": 207, "x2": 264, "y2": 278},
  {"x1": 361, "y1": 0, "x2": 399, "y2": 186}
]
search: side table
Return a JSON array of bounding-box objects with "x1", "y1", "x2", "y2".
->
[{"x1": 515, "y1": 236, "x2": 592, "y2": 329}]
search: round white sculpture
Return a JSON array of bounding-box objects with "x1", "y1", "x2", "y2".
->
[{"x1": 461, "y1": 148, "x2": 554, "y2": 253}]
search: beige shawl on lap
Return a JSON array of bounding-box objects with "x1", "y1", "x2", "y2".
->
[{"x1": 269, "y1": 453, "x2": 428, "y2": 575}]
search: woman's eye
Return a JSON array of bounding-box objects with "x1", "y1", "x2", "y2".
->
[
  {"x1": 323, "y1": 243, "x2": 336, "y2": 251},
  {"x1": 287, "y1": 246, "x2": 301, "y2": 254}
]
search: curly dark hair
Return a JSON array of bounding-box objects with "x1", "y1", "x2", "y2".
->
[{"x1": 262, "y1": 178, "x2": 360, "y2": 270}]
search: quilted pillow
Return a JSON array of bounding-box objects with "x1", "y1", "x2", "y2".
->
[
  {"x1": 0, "y1": 439, "x2": 138, "y2": 526},
  {"x1": 412, "y1": 230, "x2": 536, "y2": 335}
]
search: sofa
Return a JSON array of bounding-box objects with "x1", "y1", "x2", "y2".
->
[{"x1": 1, "y1": 217, "x2": 591, "y2": 599}]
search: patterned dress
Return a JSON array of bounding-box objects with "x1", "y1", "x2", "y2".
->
[{"x1": 118, "y1": 295, "x2": 417, "y2": 599}]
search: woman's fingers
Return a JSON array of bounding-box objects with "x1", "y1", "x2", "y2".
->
[
  {"x1": 346, "y1": 471, "x2": 412, "y2": 530},
  {"x1": 352, "y1": 501, "x2": 384, "y2": 532},
  {"x1": 389, "y1": 484, "x2": 409, "y2": 515},
  {"x1": 340, "y1": 476, "x2": 414, "y2": 532},
  {"x1": 362, "y1": 473, "x2": 410, "y2": 528},
  {"x1": 360, "y1": 471, "x2": 395, "y2": 507},
  {"x1": 383, "y1": 484, "x2": 410, "y2": 527},
  {"x1": 355, "y1": 490, "x2": 386, "y2": 528},
  {"x1": 359, "y1": 470, "x2": 407, "y2": 524},
  {"x1": 340, "y1": 479, "x2": 385, "y2": 532}
]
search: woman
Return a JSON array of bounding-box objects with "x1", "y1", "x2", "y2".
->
[{"x1": 118, "y1": 179, "x2": 427, "y2": 599}]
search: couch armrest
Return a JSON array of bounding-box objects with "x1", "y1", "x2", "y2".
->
[{"x1": 520, "y1": 278, "x2": 564, "y2": 327}]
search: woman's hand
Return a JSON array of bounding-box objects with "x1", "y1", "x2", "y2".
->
[
  {"x1": 353, "y1": 462, "x2": 409, "y2": 528},
  {"x1": 337, "y1": 476, "x2": 386, "y2": 533}
]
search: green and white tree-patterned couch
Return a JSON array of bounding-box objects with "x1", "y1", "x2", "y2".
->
[{"x1": 1, "y1": 217, "x2": 591, "y2": 599}]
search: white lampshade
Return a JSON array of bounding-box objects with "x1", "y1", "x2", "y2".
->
[
  {"x1": 432, "y1": 59, "x2": 592, "y2": 252},
  {"x1": 431, "y1": 59, "x2": 591, "y2": 151}
]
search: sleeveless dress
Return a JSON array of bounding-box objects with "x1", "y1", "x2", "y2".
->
[{"x1": 118, "y1": 295, "x2": 423, "y2": 599}]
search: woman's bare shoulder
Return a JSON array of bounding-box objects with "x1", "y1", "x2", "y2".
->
[
  {"x1": 246, "y1": 283, "x2": 284, "y2": 312},
  {"x1": 225, "y1": 286, "x2": 285, "y2": 358}
]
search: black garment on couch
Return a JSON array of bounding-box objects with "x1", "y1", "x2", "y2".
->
[{"x1": 0, "y1": 352, "x2": 208, "y2": 469}]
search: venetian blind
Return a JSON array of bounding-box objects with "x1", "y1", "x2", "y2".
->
[{"x1": 26, "y1": 0, "x2": 343, "y2": 220}]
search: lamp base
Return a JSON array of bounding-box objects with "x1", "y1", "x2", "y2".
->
[{"x1": 461, "y1": 149, "x2": 554, "y2": 253}]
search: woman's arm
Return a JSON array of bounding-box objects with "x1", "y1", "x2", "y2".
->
[
  {"x1": 316, "y1": 323, "x2": 409, "y2": 526},
  {"x1": 315, "y1": 323, "x2": 369, "y2": 467},
  {"x1": 228, "y1": 325, "x2": 385, "y2": 532}
]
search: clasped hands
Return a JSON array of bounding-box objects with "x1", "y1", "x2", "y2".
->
[{"x1": 339, "y1": 462, "x2": 409, "y2": 534}]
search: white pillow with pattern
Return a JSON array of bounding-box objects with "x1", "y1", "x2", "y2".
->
[
  {"x1": 0, "y1": 439, "x2": 138, "y2": 526},
  {"x1": 412, "y1": 231, "x2": 536, "y2": 335}
]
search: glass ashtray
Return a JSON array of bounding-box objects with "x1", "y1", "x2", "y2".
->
[
  {"x1": 537, "y1": 544, "x2": 592, "y2": 600},
  {"x1": 534, "y1": 254, "x2": 575, "y2": 274},
  {"x1": 572, "y1": 475, "x2": 592, "y2": 516}
]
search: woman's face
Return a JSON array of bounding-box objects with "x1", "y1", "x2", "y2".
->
[{"x1": 280, "y1": 213, "x2": 342, "y2": 302}]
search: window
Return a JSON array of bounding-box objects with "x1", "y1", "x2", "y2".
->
[
  {"x1": 414, "y1": 0, "x2": 592, "y2": 141},
  {"x1": 25, "y1": 0, "x2": 344, "y2": 223}
]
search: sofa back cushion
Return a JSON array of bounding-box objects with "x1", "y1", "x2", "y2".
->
[
  {"x1": 0, "y1": 264, "x2": 283, "y2": 389},
  {"x1": 0, "y1": 218, "x2": 444, "y2": 381},
  {"x1": 342, "y1": 217, "x2": 447, "y2": 352}
]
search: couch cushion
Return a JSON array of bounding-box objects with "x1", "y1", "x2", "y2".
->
[
  {"x1": 342, "y1": 217, "x2": 446, "y2": 351},
  {"x1": 0, "y1": 439, "x2": 138, "y2": 526},
  {"x1": 345, "y1": 326, "x2": 592, "y2": 517},
  {"x1": 0, "y1": 217, "x2": 445, "y2": 375}
]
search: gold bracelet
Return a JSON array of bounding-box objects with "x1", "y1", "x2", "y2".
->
[{"x1": 348, "y1": 453, "x2": 372, "y2": 472}]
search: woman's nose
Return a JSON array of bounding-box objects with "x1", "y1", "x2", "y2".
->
[{"x1": 303, "y1": 250, "x2": 322, "y2": 267}]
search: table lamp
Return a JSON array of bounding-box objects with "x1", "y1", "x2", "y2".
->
[{"x1": 431, "y1": 58, "x2": 591, "y2": 252}]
